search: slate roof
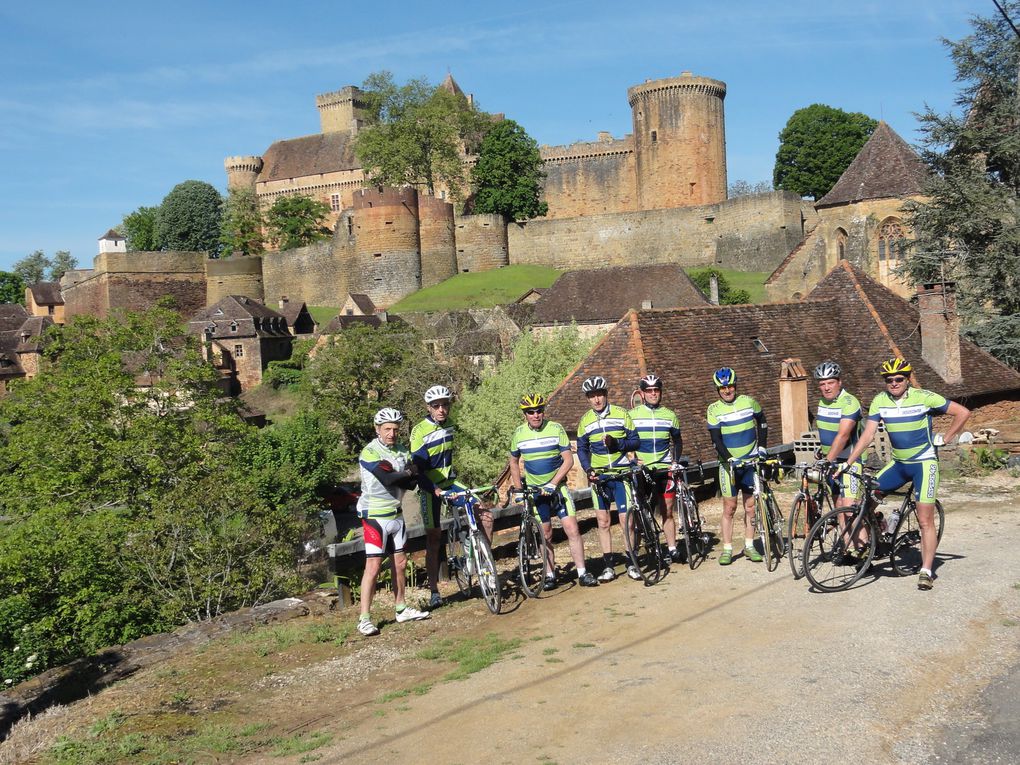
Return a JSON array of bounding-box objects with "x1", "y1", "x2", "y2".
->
[
  {"x1": 440, "y1": 73, "x2": 466, "y2": 98},
  {"x1": 0, "y1": 312, "x2": 53, "y2": 379},
  {"x1": 348, "y1": 294, "x2": 376, "y2": 314},
  {"x1": 323, "y1": 314, "x2": 383, "y2": 332},
  {"x1": 189, "y1": 296, "x2": 292, "y2": 339},
  {"x1": 545, "y1": 262, "x2": 1020, "y2": 464},
  {"x1": 29, "y1": 282, "x2": 63, "y2": 306},
  {"x1": 258, "y1": 132, "x2": 360, "y2": 183},
  {"x1": 816, "y1": 121, "x2": 929, "y2": 207},
  {"x1": 531, "y1": 264, "x2": 709, "y2": 325},
  {"x1": 0, "y1": 304, "x2": 29, "y2": 332}
]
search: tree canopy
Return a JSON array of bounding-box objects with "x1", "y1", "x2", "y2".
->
[
  {"x1": 220, "y1": 187, "x2": 266, "y2": 256},
  {"x1": 12, "y1": 250, "x2": 76, "y2": 285},
  {"x1": 122, "y1": 205, "x2": 163, "y2": 251},
  {"x1": 265, "y1": 194, "x2": 331, "y2": 251},
  {"x1": 904, "y1": 1, "x2": 1020, "y2": 369},
  {"x1": 471, "y1": 119, "x2": 548, "y2": 221},
  {"x1": 773, "y1": 104, "x2": 877, "y2": 200},
  {"x1": 353, "y1": 71, "x2": 490, "y2": 201},
  {"x1": 155, "y1": 181, "x2": 223, "y2": 254},
  {"x1": 0, "y1": 271, "x2": 25, "y2": 304}
]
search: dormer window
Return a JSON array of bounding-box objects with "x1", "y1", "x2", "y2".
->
[{"x1": 230, "y1": 321, "x2": 238, "y2": 333}]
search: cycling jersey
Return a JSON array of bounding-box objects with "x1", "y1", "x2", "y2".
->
[
  {"x1": 628, "y1": 403, "x2": 682, "y2": 467},
  {"x1": 576, "y1": 405, "x2": 639, "y2": 472},
  {"x1": 510, "y1": 420, "x2": 571, "y2": 485},
  {"x1": 410, "y1": 416, "x2": 457, "y2": 493},
  {"x1": 816, "y1": 389, "x2": 862, "y2": 461},
  {"x1": 357, "y1": 439, "x2": 411, "y2": 519},
  {"x1": 867, "y1": 388, "x2": 950, "y2": 462},
  {"x1": 706, "y1": 394, "x2": 764, "y2": 460}
]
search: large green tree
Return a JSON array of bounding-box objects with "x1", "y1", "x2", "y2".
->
[
  {"x1": 48, "y1": 250, "x2": 77, "y2": 281},
  {"x1": 265, "y1": 194, "x2": 331, "y2": 251},
  {"x1": 0, "y1": 272, "x2": 24, "y2": 304},
  {"x1": 471, "y1": 119, "x2": 548, "y2": 221},
  {"x1": 773, "y1": 104, "x2": 878, "y2": 199},
  {"x1": 121, "y1": 205, "x2": 163, "y2": 251},
  {"x1": 354, "y1": 71, "x2": 490, "y2": 201},
  {"x1": 155, "y1": 181, "x2": 223, "y2": 254},
  {"x1": 220, "y1": 187, "x2": 266, "y2": 256},
  {"x1": 12, "y1": 250, "x2": 49, "y2": 285},
  {"x1": 904, "y1": 1, "x2": 1020, "y2": 368}
]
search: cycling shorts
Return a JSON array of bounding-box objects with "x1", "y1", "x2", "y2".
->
[
  {"x1": 532, "y1": 486, "x2": 577, "y2": 524},
  {"x1": 718, "y1": 463, "x2": 755, "y2": 499},
  {"x1": 643, "y1": 470, "x2": 673, "y2": 504},
  {"x1": 363, "y1": 516, "x2": 406, "y2": 558},
  {"x1": 592, "y1": 475, "x2": 633, "y2": 515},
  {"x1": 876, "y1": 459, "x2": 939, "y2": 503},
  {"x1": 828, "y1": 460, "x2": 864, "y2": 501},
  {"x1": 419, "y1": 480, "x2": 467, "y2": 530}
]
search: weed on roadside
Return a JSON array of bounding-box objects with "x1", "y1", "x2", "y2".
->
[
  {"x1": 417, "y1": 633, "x2": 522, "y2": 681},
  {"x1": 270, "y1": 730, "x2": 333, "y2": 757}
]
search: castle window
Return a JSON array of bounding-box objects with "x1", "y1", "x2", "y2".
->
[
  {"x1": 347, "y1": 218, "x2": 354, "y2": 236},
  {"x1": 440, "y1": 191, "x2": 446, "y2": 200},
  {"x1": 836, "y1": 228, "x2": 848, "y2": 260},
  {"x1": 650, "y1": 130, "x2": 657, "y2": 143},
  {"x1": 330, "y1": 194, "x2": 340, "y2": 212},
  {"x1": 234, "y1": 344, "x2": 244, "y2": 358},
  {"x1": 876, "y1": 218, "x2": 907, "y2": 287},
  {"x1": 346, "y1": 309, "x2": 354, "y2": 316}
]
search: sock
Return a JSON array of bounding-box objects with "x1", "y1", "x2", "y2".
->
[
  {"x1": 545, "y1": 573, "x2": 556, "y2": 581},
  {"x1": 668, "y1": 546, "x2": 677, "y2": 553},
  {"x1": 723, "y1": 544, "x2": 733, "y2": 551},
  {"x1": 577, "y1": 567, "x2": 587, "y2": 577},
  {"x1": 603, "y1": 554, "x2": 613, "y2": 566},
  {"x1": 920, "y1": 568, "x2": 932, "y2": 577},
  {"x1": 395, "y1": 604, "x2": 406, "y2": 613},
  {"x1": 745, "y1": 538, "x2": 755, "y2": 549},
  {"x1": 359, "y1": 613, "x2": 371, "y2": 622}
]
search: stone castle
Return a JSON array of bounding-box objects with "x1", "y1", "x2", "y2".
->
[{"x1": 58, "y1": 71, "x2": 926, "y2": 315}]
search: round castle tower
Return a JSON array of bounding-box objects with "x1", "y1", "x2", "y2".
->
[
  {"x1": 417, "y1": 195, "x2": 458, "y2": 287},
  {"x1": 348, "y1": 187, "x2": 422, "y2": 308},
  {"x1": 454, "y1": 213, "x2": 509, "y2": 273},
  {"x1": 627, "y1": 72, "x2": 727, "y2": 210},
  {"x1": 224, "y1": 156, "x2": 264, "y2": 191}
]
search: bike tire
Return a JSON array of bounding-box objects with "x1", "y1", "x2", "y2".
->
[
  {"x1": 624, "y1": 503, "x2": 663, "y2": 586},
  {"x1": 890, "y1": 499, "x2": 945, "y2": 576},
  {"x1": 755, "y1": 496, "x2": 774, "y2": 570},
  {"x1": 764, "y1": 492, "x2": 785, "y2": 572},
  {"x1": 682, "y1": 491, "x2": 709, "y2": 570},
  {"x1": 675, "y1": 493, "x2": 693, "y2": 569},
  {"x1": 518, "y1": 511, "x2": 549, "y2": 599},
  {"x1": 803, "y1": 507, "x2": 877, "y2": 592},
  {"x1": 472, "y1": 531, "x2": 502, "y2": 614},
  {"x1": 787, "y1": 495, "x2": 812, "y2": 579}
]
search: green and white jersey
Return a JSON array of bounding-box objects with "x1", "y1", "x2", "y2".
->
[
  {"x1": 706, "y1": 394, "x2": 762, "y2": 460},
  {"x1": 357, "y1": 439, "x2": 411, "y2": 519},
  {"x1": 628, "y1": 403, "x2": 681, "y2": 467},
  {"x1": 867, "y1": 387, "x2": 950, "y2": 462},
  {"x1": 576, "y1": 404, "x2": 639, "y2": 472},
  {"x1": 816, "y1": 389, "x2": 862, "y2": 461},
  {"x1": 509, "y1": 420, "x2": 570, "y2": 486},
  {"x1": 410, "y1": 416, "x2": 456, "y2": 493}
]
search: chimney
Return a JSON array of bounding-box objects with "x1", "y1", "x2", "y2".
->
[
  {"x1": 709, "y1": 275, "x2": 720, "y2": 305},
  {"x1": 917, "y1": 282, "x2": 962, "y2": 384},
  {"x1": 641, "y1": 299, "x2": 653, "y2": 310},
  {"x1": 377, "y1": 310, "x2": 388, "y2": 323},
  {"x1": 778, "y1": 358, "x2": 810, "y2": 444},
  {"x1": 279, "y1": 295, "x2": 289, "y2": 310}
]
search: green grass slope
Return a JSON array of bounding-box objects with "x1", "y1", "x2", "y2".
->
[{"x1": 388, "y1": 265, "x2": 561, "y2": 312}]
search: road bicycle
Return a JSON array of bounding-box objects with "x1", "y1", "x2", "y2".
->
[
  {"x1": 728, "y1": 455, "x2": 786, "y2": 572},
  {"x1": 510, "y1": 484, "x2": 556, "y2": 599},
  {"x1": 594, "y1": 464, "x2": 664, "y2": 586},
  {"x1": 442, "y1": 486, "x2": 502, "y2": 614},
  {"x1": 787, "y1": 460, "x2": 838, "y2": 579},
  {"x1": 664, "y1": 460, "x2": 711, "y2": 569},
  {"x1": 802, "y1": 471, "x2": 945, "y2": 592}
]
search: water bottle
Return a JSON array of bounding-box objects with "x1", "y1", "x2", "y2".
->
[{"x1": 884, "y1": 510, "x2": 900, "y2": 535}]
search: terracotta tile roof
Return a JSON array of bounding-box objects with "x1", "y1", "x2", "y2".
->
[
  {"x1": 188, "y1": 296, "x2": 292, "y2": 339},
  {"x1": 29, "y1": 282, "x2": 63, "y2": 306},
  {"x1": 532, "y1": 264, "x2": 709, "y2": 325},
  {"x1": 258, "y1": 132, "x2": 360, "y2": 183},
  {"x1": 816, "y1": 121, "x2": 929, "y2": 207},
  {"x1": 545, "y1": 262, "x2": 1020, "y2": 463}
]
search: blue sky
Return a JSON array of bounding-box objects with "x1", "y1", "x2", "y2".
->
[{"x1": 0, "y1": 0, "x2": 984, "y2": 272}]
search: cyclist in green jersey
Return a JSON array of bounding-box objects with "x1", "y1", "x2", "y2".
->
[
  {"x1": 509, "y1": 393, "x2": 597, "y2": 588},
  {"x1": 628, "y1": 374, "x2": 685, "y2": 564},
  {"x1": 840, "y1": 358, "x2": 970, "y2": 590},
  {"x1": 813, "y1": 360, "x2": 864, "y2": 508},
  {"x1": 706, "y1": 367, "x2": 768, "y2": 565}
]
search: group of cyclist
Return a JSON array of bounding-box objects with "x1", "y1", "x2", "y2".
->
[{"x1": 355, "y1": 354, "x2": 970, "y2": 635}]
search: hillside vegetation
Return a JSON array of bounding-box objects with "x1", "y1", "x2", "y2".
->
[{"x1": 388, "y1": 265, "x2": 561, "y2": 312}]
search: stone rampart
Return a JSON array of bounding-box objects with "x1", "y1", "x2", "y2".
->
[
  {"x1": 540, "y1": 149, "x2": 637, "y2": 219},
  {"x1": 262, "y1": 241, "x2": 339, "y2": 307},
  {"x1": 418, "y1": 195, "x2": 457, "y2": 287},
  {"x1": 206, "y1": 257, "x2": 265, "y2": 304},
  {"x1": 455, "y1": 214, "x2": 509, "y2": 272},
  {"x1": 350, "y1": 187, "x2": 421, "y2": 307}
]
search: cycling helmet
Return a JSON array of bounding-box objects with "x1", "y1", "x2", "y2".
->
[
  {"x1": 581, "y1": 375, "x2": 608, "y2": 394},
  {"x1": 423, "y1": 384, "x2": 452, "y2": 403},
  {"x1": 813, "y1": 361, "x2": 841, "y2": 381},
  {"x1": 713, "y1": 367, "x2": 737, "y2": 388},
  {"x1": 879, "y1": 358, "x2": 912, "y2": 377},
  {"x1": 518, "y1": 393, "x2": 547, "y2": 410},
  {"x1": 374, "y1": 407, "x2": 403, "y2": 425},
  {"x1": 639, "y1": 374, "x2": 662, "y2": 391}
]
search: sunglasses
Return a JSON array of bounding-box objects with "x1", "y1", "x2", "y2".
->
[
  {"x1": 884, "y1": 376, "x2": 909, "y2": 384},
  {"x1": 428, "y1": 401, "x2": 451, "y2": 409},
  {"x1": 524, "y1": 408, "x2": 545, "y2": 415}
]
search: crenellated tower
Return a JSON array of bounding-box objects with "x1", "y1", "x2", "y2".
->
[
  {"x1": 316, "y1": 86, "x2": 371, "y2": 135},
  {"x1": 224, "y1": 155, "x2": 264, "y2": 191}
]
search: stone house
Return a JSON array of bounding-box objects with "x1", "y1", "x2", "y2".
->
[
  {"x1": 188, "y1": 296, "x2": 294, "y2": 394},
  {"x1": 25, "y1": 282, "x2": 65, "y2": 324},
  {"x1": 275, "y1": 297, "x2": 316, "y2": 335},
  {"x1": 0, "y1": 305, "x2": 53, "y2": 393}
]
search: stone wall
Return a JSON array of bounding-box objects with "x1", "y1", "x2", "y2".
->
[
  {"x1": 455, "y1": 213, "x2": 509, "y2": 272},
  {"x1": 539, "y1": 141, "x2": 637, "y2": 219},
  {"x1": 418, "y1": 195, "x2": 458, "y2": 287},
  {"x1": 206, "y1": 257, "x2": 265, "y2": 304},
  {"x1": 350, "y1": 187, "x2": 421, "y2": 307},
  {"x1": 508, "y1": 191, "x2": 806, "y2": 272},
  {"x1": 262, "y1": 241, "x2": 339, "y2": 308}
]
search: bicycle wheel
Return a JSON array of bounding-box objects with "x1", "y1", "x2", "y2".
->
[
  {"x1": 787, "y1": 494, "x2": 812, "y2": 579},
  {"x1": 890, "y1": 499, "x2": 945, "y2": 576},
  {"x1": 764, "y1": 492, "x2": 785, "y2": 572},
  {"x1": 755, "y1": 496, "x2": 774, "y2": 570},
  {"x1": 471, "y1": 531, "x2": 502, "y2": 614},
  {"x1": 803, "y1": 507, "x2": 877, "y2": 592},
  {"x1": 448, "y1": 528, "x2": 472, "y2": 597},
  {"x1": 518, "y1": 511, "x2": 549, "y2": 599},
  {"x1": 674, "y1": 492, "x2": 693, "y2": 568},
  {"x1": 682, "y1": 492, "x2": 709, "y2": 570},
  {"x1": 624, "y1": 504, "x2": 663, "y2": 586}
]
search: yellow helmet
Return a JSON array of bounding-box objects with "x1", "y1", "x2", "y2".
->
[
  {"x1": 880, "y1": 357, "x2": 912, "y2": 376},
  {"x1": 518, "y1": 393, "x2": 547, "y2": 410}
]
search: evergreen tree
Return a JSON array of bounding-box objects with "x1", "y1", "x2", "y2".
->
[
  {"x1": 156, "y1": 181, "x2": 223, "y2": 255},
  {"x1": 220, "y1": 187, "x2": 265, "y2": 257},
  {"x1": 472, "y1": 119, "x2": 548, "y2": 221},
  {"x1": 12, "y1": 250, "x2": 49, "y2": 285},
  {"x1": 48, "y1": 250, "x2": 77, "y2": 281}
]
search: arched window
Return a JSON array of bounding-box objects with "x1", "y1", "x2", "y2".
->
[
  {"x1": 876, "y1": 218, "x2": 906, "y2": 288},
  {"x1": 835, "y1": 228, "x2": 848, "y2": 260}
]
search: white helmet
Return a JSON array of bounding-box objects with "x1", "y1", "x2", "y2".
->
[
  {"x1": 581, "y1": 375, "x2": 608, "y2": 394},
  {"x1": 813, "y1": 361, "x2": 842, "y2": 381},
  {"x1": 423, "y1": 384, "x2": 452, "y2": 404},
  {"x1": 374, "y1": 407, "x2": 403, "y2": 425}
]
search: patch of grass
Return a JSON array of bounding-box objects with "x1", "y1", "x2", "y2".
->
[
  {"x1": 417, "y1": 633, "x2": 522, "y2": 681},
  {"x1": 685, "y1": 267, "x2": 769, "y2": 304},
  {"x1": 545, "y1": 658, "x2": 564, "y2": 664},
  {"x1": 228, "y1": 621, "x2": 351, "y2": 656},
  {"x1": 529, "y1": 633, "x2": 554, "y2": 642},
  {"x1": 389, "y1": 265, "x2": 562, "y2": 312},
  {"x1": 542, "y1": 647, "x2": 558, "y2": 656},
  {"x1": 307, "y1": 305, "x2": 339, "y2": 326},
  {"x1": 572, "y1": 642, "x2": 595, "y2": 649},
  {"x1": 271, "y1": 731, "x2": 333, "y2": 757},
  {"x1": 378, "y1": 688, "x2": 411, "y2": 704},
  {"x1": 1002, "y1": 619, "x2": 1019, "y2": 627}
]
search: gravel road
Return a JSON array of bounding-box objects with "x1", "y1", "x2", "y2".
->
[{"x1": 300, "y1": 474, "x2": 1020, "y2": 765}]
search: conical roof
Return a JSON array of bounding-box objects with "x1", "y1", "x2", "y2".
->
[
  {"x1": 816, "y1": 121, "x2": 928, "y2": 207},
  {"x1": 439, "y1": 72, "x2": 465, "y2": 98}
]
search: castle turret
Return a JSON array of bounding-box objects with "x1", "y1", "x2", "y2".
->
[
  {"x1": 454, "y1": 214, "x2": 509, "y2": 273},
  {"x1": 417, "y1": 194, "x2": 458, "y2": 287},
  {"x1": 316, "y1": 86, "x2": 370, "y2": 135},
  {"x1": 628, "y1": 72, "x2": 727, "y2": 210},
  {"x1": 224, "y1": 155, "x2": 264, "y2": 191},
  {"x1": 348, "y1": 187, "x2": 422, "y2": 307}
]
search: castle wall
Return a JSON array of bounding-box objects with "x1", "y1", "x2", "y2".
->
[
  {"x1": 206, "y1": 257, "x2": 265, "y2": 305},
  {"x1": 350, "y1": 187, "x2": 422, "y2": 307},
  {"x1": 257, "y1": 167, "x2": 365, "y2": 232},
  {"x1": 262, "y1": 240, "x2": 341, "y2": 308},
  {"x1": 455, "y1": 214, "x2": 509, "y2": 272},
  {"x1": 508, "y1": 191, "x2": 805, "y2": 272},
  {"x1": 539, "y1": 139, "x2": 637, "y2": 219},
  {"x1": 418, "y1": 195, "x2": 458, "y2": 287}
]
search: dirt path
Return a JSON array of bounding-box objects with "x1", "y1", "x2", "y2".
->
[{"x1": 280, "y1": 475, "x2": 1020, "y2": 765}]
